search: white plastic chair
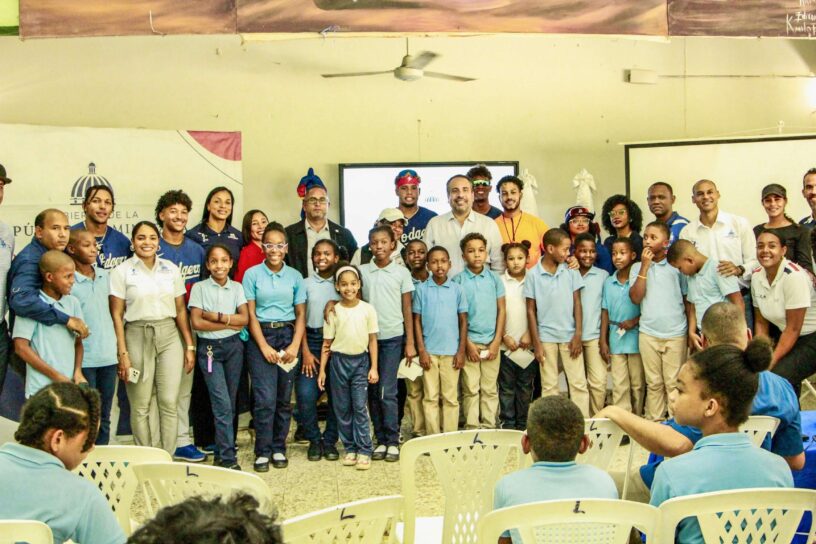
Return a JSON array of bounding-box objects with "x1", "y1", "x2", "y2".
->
[
  {"x1": 400, "y1": 429, "x2": 527, "y2": 544},
  {"x1": 132, "y1": 462, "x2": 273, "y2": 518},
  {"x1": 0, "y1": 520, "x2": 53, "y2": 544},
  {"x1": 73, "y1": 445, "x2": 171, "y2": 535},
  {"x1": 739, "y1": 415, "x2": 780, "y2": 447},
  {"x1": 0, "y1": 415, "x2": 18, "y2": 445},
  {"x1": 477, "y1": 499, "x2": 660, "y2": 544},
  {"x1": 283, "y1": 495, "x2": 403, "y2": 544},
  {"x1": 801, "y1": 379, "x2": 816, "y2": 402},
  {"x1": 659, "y1": 488, "x2": 816, "y2": 544},
  {"x1": 577, "y1": 418, "x2": 633, "y2": 499}
]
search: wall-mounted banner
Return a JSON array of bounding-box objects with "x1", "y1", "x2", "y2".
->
[{"x1": 0, "y1": 123, "x2": 242, "y2": 252}]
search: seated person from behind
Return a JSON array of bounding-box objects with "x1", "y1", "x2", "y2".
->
[
  {"x1": 127, "y1": 493, "x2": 282, "y2": 544},
  {"x1": 596, "y1": 301, "x2": 804, "y2": 503},
  {"x1": 649, "y1": 339, "x2": 793, "y2": 544},
  {"x1": 492, "y1": 395, "x2": 618, "y2": 544},
  {"x1": 0, "y1": 382, "x2": 125, "y2": 544}
]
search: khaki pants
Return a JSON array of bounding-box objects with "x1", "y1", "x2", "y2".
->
[
  {"x1": 610, "y1": 354, "x2": 645, "y2": 415},
  {"x1": 125, "y1": 318, "x2": 185, "y2": 454},
  {"x1": 422, "y1": 355, "x2": 460, "y2": 435},
  {"x1": 405, "y1": 376, "x2": 425, "y2": 436},
  {"x1": 611, "y1": 468, "x2": 651, "y2": 504},
  {"x1": 639, "y1": 333, "x2": 687, "y2": 421},
  {"x1": 461, "y1": 343, "x2": 500, "y2": 429},
  {"x1": 176, "y1": 361, "x2": 194, "y2": 448},
  {"x1": 583, "y1": 339, "x2": 607, "y2": 416},
  {"x1": 541, "y1": 342, "x2": 589, "y2": 417}
]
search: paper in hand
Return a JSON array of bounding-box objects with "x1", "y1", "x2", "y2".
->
[
  {"x1": 397, "y1": 358, "x2": 423, "y2": 381},
  {"x1": 277, "y1": 350, "x2": 299, "y2": 373},
  {"x1": 507, "y1": 349, "x2": 535, "y2": 369}
]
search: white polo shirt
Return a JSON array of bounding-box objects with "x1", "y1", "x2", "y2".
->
[
  {"x1": 423, "y1": 210, "x2": 505, "y2": 277},
  {"x1": 679, "y1": 210, "x2": 757, "y2": 289},
  {"x1": 110, "y1": 256, "x2": 185, "y2": 322},
  {"x1": 501, "y1": 271, "x2": 528, "y2": 344},
  {"x1": 751, "y1": 258, "x2": 816, "y2": 335}
]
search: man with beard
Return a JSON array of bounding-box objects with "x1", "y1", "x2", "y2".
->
[
  {"x1": 72, "y1": 186, "x2": 131, "y2": 270},
  {"x1": 394, "y1": 169, "x2": 436, "y2": 245},
  {"x1": 799, "y1": 168, "x2": 816, "y2": 228},
  {"x1": 647, "y1": 182, "x2": 688, "y2": 244},
  {"x1": 494, "y1": 175, "x2": 548, "y2": 268},
  {"x1": 424, "y1": 174, "x2": 504, "y2": 277},
  {"x1": 467, "y1": 164, "x2": 502, "y2": 219},
  {"x1": 155, "y1": 190, "x2": 208, "y2": 463}
]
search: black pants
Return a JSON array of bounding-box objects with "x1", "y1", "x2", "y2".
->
[{"x1": 772, "y1": 330, "x2": 816, "y2": 398}]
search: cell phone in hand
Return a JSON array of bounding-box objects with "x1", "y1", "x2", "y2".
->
[{"x1": 127, "y1": 367, "x2": 141, "y2": 384}]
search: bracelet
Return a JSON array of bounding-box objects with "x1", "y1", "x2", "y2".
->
[
  {"x1": 226, "y1": 314, "x2": 231, "y2": 326},
  {"x1": 637, "y1": 274, "x2": 648, "y2": 279},
  {"x1": 217, "y1": 312, "x2": 223, "y2": 323},
  {"x1": 186, "y1": 345, "x2": 195, "y2": 352}
]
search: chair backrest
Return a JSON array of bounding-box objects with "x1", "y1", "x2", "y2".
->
[
  {"x1": 0, "y1": 415, "x2": 18, "y2": 445},
  {"x1": 477, "y1": 499, "x2": 660, "y2": 544},
  {"x1": 282, "y1": 495, "x2": 403, "y2": 544},
  {"x1": 132, "y1": 462, "x2": 273, "y2": 518},
  {"x1": 400, "y1": 429, "x2": 526, "y2": 544},
  {"x1": 73, "y1": 445, "x2": 172, "y2": 535},
  {"x1": 0, "y1": 520, "x2": 53, "y2": 544},
  {"x1": 659, "y1": 488, "x2": 816, "y2": 544},
  {"x1": 576, "y1": 418, "x2": 626, "y2": 471},
  {"x1": 739, "y1": 415, "x2": 780, "y2": 447}
]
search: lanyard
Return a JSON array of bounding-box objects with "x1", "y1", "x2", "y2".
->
[{"x1": 500, "y1": 212, "x2": 522, "y2": 242}]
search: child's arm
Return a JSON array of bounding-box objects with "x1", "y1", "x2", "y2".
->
[
  {"x1": 487, "y1": 296, "x2": 506, "y2": 360},
  {"x1": 413, "y1": 313, "x2": 431, "y2": 370},
  {"x1": 367, "y1": 332, "x2": 379, "y2": 384},
  {"x1": 686, "y1": 298, "x2": 702, "y2": 352},
  {"x1": 301, "y1": 326, "x2": 319, "y2": 379},
  {"x1": 726, "y1": 291, "x2": 745, "y2": 313},
  {"x1": 527, "y1": 298, "x2": 545, "y2": 364},
  {"x1": 110, "y1": 295, "x2": 130, "y2": 381},
  {"x1": 73, "y1": 336, "x2": 86, "y2": 385},
  {"x1": 569, "y1": 290, "x2": 583, "y2": 359},
  {"x1": 600, "y1": 308, "x2": 610, "y2": 363},
  {"x1": 174, "y1": 295, "x2": 195, "y2": 374},
  {"x1": 14, "y1": 338, "x2": 70, "y2": 383},
  {"x1": 454, "y1": 312, "x2": 468, "y2": 370},
  {"x1": 629, "y1": 252, "x2": 653, "y2": 304},
  {"x1": 401, "y1": 292, "x2": 417, "y2": 362},
  {"x1": 190, "y1": 306, "x2": 249, "y2": 332},
  {"x1": 247, "y1": 300, "x2": 280, "y2": 364},
  {"x1": 317, "y1": 338, "x2": 332, "y2": 390},
  {"x1": 281, "y1": 303, "x2": 306, "y2": 364}
]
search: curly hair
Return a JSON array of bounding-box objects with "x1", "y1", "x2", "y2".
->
[
  {"x1": 15, "y1": 382, "x2": 100, "y2": 454},
  {"x1": 127, "y1": 493, "x2": 282, "y2": 544},
  {"x1": 601, "y1": 194, "x2": 643, "y2": 236},
  {"x1": 154, "y1": 190, "x2": 193, "y2": 227}
]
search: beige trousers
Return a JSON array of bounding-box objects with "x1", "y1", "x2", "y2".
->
[
  {"x1": 422, "y1": 355, "x2": 460, "y2": 435},
  {"x1": 610, "y1": 353, "x2": 645, "y2": 415},
  {"x1": 639, "y1": 333, "x2": 687, "y2": 421},
  {"x1": 405, "y1": 376, "x2": 425, "y2": 436},
  {"x1": 461, "y1": 343, "x2": 500, "y2": 429},
  {"x1": 541, "y1": 342, "x2": 589, "y2": 417},
  {"x1": 583, "y1": 339, "x2": 607, "y2": 416},
  {"x1": 125, "y1": 318, "x2": 184, "y2": 454}
]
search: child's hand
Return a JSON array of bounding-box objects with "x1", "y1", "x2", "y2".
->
[
  {"x1": 641, "y1": 247, "x2": 654, "y2": 267},
  {"x1": 404, "y1": 342, "x2": 417, "y2": 364},
  {"x1": 419, "y1": 350, "x2": 431, "y2": 370},
  {"x1": 261, "y1": 342, "x2": 280, "y2": 364},
  {"x1": 301, "y1": 352, "x2": 317, "y2": 378},
  {"x1": 600, "y1": 341, "x2": 610, "y2": 364},
  {"x1": 73, "y1": 371, "x2": 88, "y2": 385},
  {"x1": 486, "y1": 341, "x2": 500, "y2": 361},
  {"x1": 619, "y1": 318, "x2": 638, "y2": 331},
  {"x1": 280, "y1": 344, "x2": 298, "y2": 364},
  {"x1": 368, "y1": 368, "x2": 379, "y2": 384},
  {"x1": 503, "y1": 334, "x2": 519, "y2": 352},
  {"x1": 568, "y1": 335, "x2": 582, "y2": 359},
  {"x1": 317, "y1": 370, "x2": 326, "y2": 390},
  {"x1": 519, "y1": 332, "x2": 531, "y2": 351},
  {"x1": 688, "y1": 330, "x2": 704, "y2": 352},
  {"x1": 453, "y1": 351, "x2": 465, "y2": 370},
  {"x1": 466, "y1": 341, "x2": 481, "y2": 363},
  {"x1": 534, "y1": 345, "x2": 546, "y2": 365},
  {"x1": 566, "y1": 255, "x2": 579, "y2": 270}
]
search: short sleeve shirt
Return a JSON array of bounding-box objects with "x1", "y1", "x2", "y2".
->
[
  {"x1": 602, "y1": 273, "x2": 640, "y2": 354},
  {"x1": 188, "y1": 277, "x2": 247, "y2": 339},
  {"x1": 242, "y1": 263, "x2": 306, "y2": 322},
  {"x1": 72, "y1": 222, "x2": 131, "y2": 270},
  {"x1": 751, "y1": 258, "x2": 816, "y2": 335},
  {"x1": 13, "y1": 291, "x2": 83, "y2": 397},
  {"x1": 109, "y1": 256, "x2": 185, "y2": 322},
  {"x1": 413, "y1": 278, "x2": 468, "y2": 356},
  {"x1": 630, "y1": 259, "x2": 688, "y2": 339},
  {"x1": 501, "y1": 272, "x2": 528, "y2": 344},
  {"x1": 580, "y1": 266, "x2": 608, "y2": 341},
  {"x1": 401, "y1": 206, "x2": 437, "y2": 245},
  {"x1": 523, "y1": 261, "x2": 584, "y2": 343},
  {"x1": 304, "y1": 274, "x2": 340, "y2": 330},
  {"x1": 158, "y1": 237, "x2": 205, "y2": 296},
  {"x1": 71, "y1": 268, "x2": 117, "y2": 368},
  {"x1": 452, "y1": 267, "x2": 505, "y2": 344},
  {"x1": 686, "y1": 257, "x2": 740, "y2": 325},
  {"x1": 360, "y1": 260, "x2": 414, "y2": 340},
  {"x1": 323, "y1": 300, "x2": 379, "y2": 355},
  {"x1": 495, "y1": 212, "x2": 549, "y2": 268}
]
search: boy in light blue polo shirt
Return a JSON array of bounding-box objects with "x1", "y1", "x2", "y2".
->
[
  {"x1": 493, "y1": 395, "x2": 618, "y2": 543},
  {"x1": 453, "y1": 233, "x2": 506, "y2": 429},
  {"x1": 414, "y1": 246, "x2": 468, "y2": 435},
  {"x1": 629, "y1": 221, "x2": 687, "y2": 421},
  {"x1": 601, "y1": 237, "x2": 644, "y2": 415},
  {"x1": 667, "y1": 239, "x2": 742, "y2": 350},
  {"x1": 13, "y1": 250, "x2": 84, "y2": 398},
  {"x1": 574, "y1": 233, "x2": 610, "y2": 416},
  {"x1": 524, "y1": 228, "x2": 589, "y2": 417},
  {"x1": 68, "y1": 229, "x2": 118, "y2": 444}
]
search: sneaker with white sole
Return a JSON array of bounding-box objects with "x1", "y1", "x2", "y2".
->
[
  {"x1": 385, "y1": 445, "x2": 400, "y2": 462},
  {"x1": 173, "y1": 445, "x2": 206, "y2": 462},
  {"x1": 371, "y1": 444, "x2": 387, "y2": 461}
]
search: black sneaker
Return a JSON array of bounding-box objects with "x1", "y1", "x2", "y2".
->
[
  {"x1": 307, "y1": 442, "x2": 323, "y2": 462},
  {"x1": 385, "y1": 445, "x2": 400, "y2": 462},
  {"x1": 323, "y1": 443, "x2": 340, "y2": 461},
  {"x1": 217, "y1": 460, "x2": 242, "y2": 471},
  {"x1": 371, "y1": 444, "x2": 387, "y2": 461},
  {"x1": 293, "y1": 426, "x2": 308, "y2": 444},
  {"x1": 254, "y1": 456, "x2": 270, "y2": 472},
  {"x1": 271, "y1": 453, "x2": 288, "y2": 469}
]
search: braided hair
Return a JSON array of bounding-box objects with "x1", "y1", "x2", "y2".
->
[{"x1": 15, "y1": 382, "x2": 101, "y2": 454}]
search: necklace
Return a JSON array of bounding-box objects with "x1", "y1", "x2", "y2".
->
[
  {"x1": 500, "y1": 211, "x2": 522, "y2": 242},
  {"x1": 88, "y1": 221, "x2": 108, "y2": 253}
]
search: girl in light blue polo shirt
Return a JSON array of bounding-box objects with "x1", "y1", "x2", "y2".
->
[
  {"x1": 650, "y1": 339, "x2": 793, "y2": 544},
  {"x1": 189, "y1": 244, "x2": 248, "y2": 470}
]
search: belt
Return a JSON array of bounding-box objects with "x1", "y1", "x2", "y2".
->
[
  {"x1": 259, "y1": 321, "x2": 294, "y2": 329},
  {"x1": 306, "y1": 326, "x2": 322, "y2": 334}
]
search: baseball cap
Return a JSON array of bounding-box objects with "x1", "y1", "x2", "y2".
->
[
  {"x1": 377, "y1": 208, "x2": 406, "y2": 224},
  {"x1": 761, "y1": 183, "x2": 786, "y2": 199},
  {"x1": 564, "y1": 206, "x2": 594, "y2": 223},
  {"x1": 0, "y1": 164, "x2": 12, "y2": 185}
]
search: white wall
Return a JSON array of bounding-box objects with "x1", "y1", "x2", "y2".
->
[{"x1": 0, "y1": 33, "x2": 814, "y2": 234}]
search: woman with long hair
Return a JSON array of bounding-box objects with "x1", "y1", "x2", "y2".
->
[
  {"x1": 753, "y1": 183, "x2": 813, "y2": 273},
  {"x1": 185, "y1": 186, "x2": 243, "y2": 277}
]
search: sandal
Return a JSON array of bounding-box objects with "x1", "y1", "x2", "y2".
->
[
  {"x1": 355, "y1": 454, "x2": 371, "y2": 471},
  {"x1": 342, "y1": 453, "x2": 358, "y2": 466}
]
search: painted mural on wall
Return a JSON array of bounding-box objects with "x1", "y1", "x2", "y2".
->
[{"x1": 668, "y1": 0, "x2": 816, "y2": 37}]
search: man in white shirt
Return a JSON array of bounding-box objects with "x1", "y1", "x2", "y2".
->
[
  {"x1": 679, "y1": 179, "x2": 757, "y2": 328},
  {"x1": 423, "y1": 175, "x2": 504, "y2": 277}
]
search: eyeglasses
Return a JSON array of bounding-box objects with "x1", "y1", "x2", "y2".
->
[
  {"x1": 305, "y1": 197, "x2": 329, "y2": 206},
  {"x1": 608, "y1": 209, "x2": 627, "y2": 218},
  {"x1": 262, "y1": 242, "x2": 288, "y2": 251},
  {"x1": 569, "y1": 217, "x2": 590, "y2": 225}
]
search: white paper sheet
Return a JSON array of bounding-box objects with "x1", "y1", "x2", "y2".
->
[
  {"x1": 397, "y1": 358, "x2": 423, "y2": 381},
  {"x1": 507, "y1": 348, "x2": 535, "y2": 369}
]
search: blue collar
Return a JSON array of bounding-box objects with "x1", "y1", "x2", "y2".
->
[
  {"x1": 1, "y1": 442, "x2": 65, "y2": 469},
  {"x1": 531, "y1": 460, "x2": 578, "y2": 469},
  {"x1": 261, "y1": 263, "x2": 288, "y2": 277},
  {"x1": 692, "y1": 432, "x2": 752, "y2": 451}
]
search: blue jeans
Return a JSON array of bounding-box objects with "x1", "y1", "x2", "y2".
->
[
  {"x1": 497, "y1": 352, "x2": 536, "y2": 431},
  {"x1": 368, "y1": 335, "x2": 403, "y2": 447},
  {"x1": 0, "y1": 321, "x2": 10, "y2": 400},
  {"x1": 115, "y1": 380, "x2": 132, "y2": 436},
  {"x1": 83, "y1": 364, "x2": 117, "y2": 445},
  {"x1": 247, "y1": 326, "x2": 296, "y2": 457},
  {"x1": 297, "y1": 328, "x2": 338, "y2": 446},
  {"x1": 330, "y1": 352, "x2": 373, "y2": 456},
  {"x1": 198, "y1": 335, "x2": 243, "y2": 464}
]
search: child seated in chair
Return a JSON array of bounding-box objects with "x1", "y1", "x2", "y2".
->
[{"x1": 492, "y1": 395, "x2": 618, "y2": 543}]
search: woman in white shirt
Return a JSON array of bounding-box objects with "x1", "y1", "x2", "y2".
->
[
  {"x1": 752, "y1": 229, "x2": 816, "y2": 395},
  {"x1": 110, "y1": 221, "x2": 195, "y2": 453}
]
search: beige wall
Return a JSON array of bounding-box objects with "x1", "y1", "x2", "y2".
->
[{"x1": 0, "y1": 33, "x2": 814, "y2": 232}]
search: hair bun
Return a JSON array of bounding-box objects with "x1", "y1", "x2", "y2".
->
[
  {"x1": 521, "y1": 240, "x2": 532, "y2": 249},
  {"x1": 743, "y1": 337, "x2": 772, "y2": 373}
]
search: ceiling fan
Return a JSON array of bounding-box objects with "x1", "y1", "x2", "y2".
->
[{"x1": 321, "y1": 39, "x2": 476, "y2": 82}]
